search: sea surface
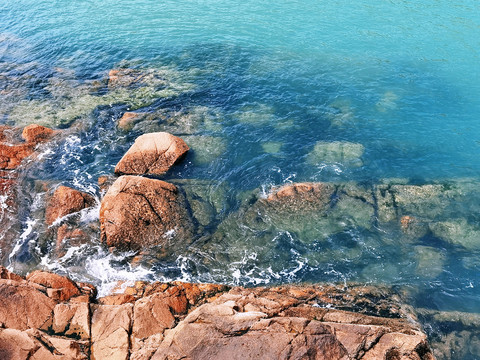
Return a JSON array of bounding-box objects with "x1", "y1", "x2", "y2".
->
[{"x1": 1, "y1": 0, "x2": 479, "y2": 358}]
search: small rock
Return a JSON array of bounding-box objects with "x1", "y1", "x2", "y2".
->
[
  {"x1": 114, "y1": 132, "x2": 189, "y2": 176},
  {"x1": 45, "y1": 186, "x2": 96, "y2": 225},
  {"x1": 21, "y1": 124, "x2": 55, "y2": 144},
  {"x1": 117, "y1": 112, "x2": 146, "y2": 131}
]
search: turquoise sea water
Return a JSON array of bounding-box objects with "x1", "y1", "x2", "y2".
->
[{"x1": 1, "y1": 1, "x2": 480, "y2": 357}]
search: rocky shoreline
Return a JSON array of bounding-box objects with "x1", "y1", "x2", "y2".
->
[
  {"x1": 0, "y1": 266, "x2": 435, "y2": 359},
  {"x1": 0, "y1": 72, "x2": 479, "y2": 358}
]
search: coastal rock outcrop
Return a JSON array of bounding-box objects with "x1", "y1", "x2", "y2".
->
[
  {"x1": 100, "y1": 175, "x2": 194, "y2": 252},
  {"x1": 0, "y1": 267, "x2": 435, "y2": 360},
  {"x1": 114, "y1": 132, "x2": 189, "y2": 176},
  {"x1": 45, "y1": 185, "x2": 96, "y2": 225}
]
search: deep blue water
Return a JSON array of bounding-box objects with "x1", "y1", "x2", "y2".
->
[{"x1": 1, "y1": 1, "x2": 480, "y2": 357}]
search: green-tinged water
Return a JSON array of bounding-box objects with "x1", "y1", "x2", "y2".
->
[{"x1": 1, "y1": 1, "x2": 479, "y2": 358}]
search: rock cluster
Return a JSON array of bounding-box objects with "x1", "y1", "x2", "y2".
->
[
  {"x1": 100, "y1": 131, "x2": 195, "y2": 253},
  {"x1": 0, "y1": 266, "x2": 434, "y2": 360}
]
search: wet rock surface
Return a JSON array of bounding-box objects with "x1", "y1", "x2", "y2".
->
[
  {"x1": 0, "y1": 267, "x2": 434, "y2": 360},
  {"x1": 100, "y1": 175, "x2": 195, "y2": 252},
  {"x1": 45, "y1": 185, "x2": 96, "y2": 225},
  {"x1": 114, "y1": 132, "x2": 189, "y2": 176}
]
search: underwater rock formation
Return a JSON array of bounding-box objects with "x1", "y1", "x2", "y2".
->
[
  {"x1": 307, "y1": 141, "x2": 365, "y2": 167},
  {"x1": 100, "y1": 175, "x2": 194, "y2": 252},
  {"x1": 114, "y1": 132, "x2": 189, "y2": 176}
]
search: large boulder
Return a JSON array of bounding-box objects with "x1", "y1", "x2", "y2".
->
[
  {"x1": 45, "y1": 185, "x2": 96, "y2": 225},
  {"x1": 100, "y1": 176, "x2": 194, "y2": 252},
  {"x1": 114, "y1": 132, "x2": 189, "y2": 176},
  {"x1": 307, "y1": 141, "x2": 365, "y2": 167}
]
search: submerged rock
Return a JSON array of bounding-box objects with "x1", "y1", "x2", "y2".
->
[
  {"x1": 100, "y1": 175, "x2": 194, "y2": 252},
  {"x1": 45, "y1": 185, "x2": 96, "y2": 225},
  {"x1": 117, "y1": 111, "x2": 146, "y2": 131},
  {"x1": 182, "y1": 135, "x2": 226, "y2": 165},
  {"x1": 414, "y1": 245, "x2": 445, "y2": 278},
  {"x1": 429, "y1": 218, "x2": 480, "y2": 250},
  {"x1": 418, "y1": 308, "x2": 480, "y2": 360},
  {"x1": 307, "y1": 141, "x2": 365, "y2": 167},
  {"x1": 171, "y1": 179, "x2": 229, "y2": 227},
  {"x1": 114, "y1": 132, "x2": 189, "y2": 176}
]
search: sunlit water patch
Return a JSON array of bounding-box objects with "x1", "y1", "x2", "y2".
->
[{"x1": 1, "y1": 0, "x2": 480, "y2": 358}]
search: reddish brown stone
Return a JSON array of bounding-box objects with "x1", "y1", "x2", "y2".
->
[
  {"x1": 21, "y1": 124, "x2": 55, "y2": 144},
  {"x1": 99, "y1": 176, "x2": 194, "y2": 251},
  {"x1": 26, "y1": 271, "x2": 81, "y2": 301},
  {"x1": 45, "y1": 186, "x2": 95, "y2": 225},
  {"x1": 114, "y1": 132, "x2": 189, "y2": 176},
  {"x1": 98, "y1": 294, "x2": 136, "y2": 305},
  {"x1": 0, "y1": 143, "x2": 35, "y2": 169}
]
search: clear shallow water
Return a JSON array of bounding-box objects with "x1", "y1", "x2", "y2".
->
[{"x1": 1, "y1": 0, "x2": 480, "y2": 358}]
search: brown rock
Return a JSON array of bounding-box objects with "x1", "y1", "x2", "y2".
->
[
  {"x1": 0, "y1": 143, "x2": 35, "y2": 169},
  {"x1": 114, "y1": 132, "x2": 189, "y2": 176},
  {"x1": 117, "y1": 112, "x2": 145, "y2": 131},
  {"x1": 267, "y1": 182, "x2": 333, "y2": 203},
  {"x1": 0, "y1": 266, "x2": 25, "y2": 281},
  {"x1": 21, "y1": 124, "x2": 55, "y2": 144},
  {"x1": 99, "y1": 175, "x2": 194, "y2": 251},
  {"x1": 45, "y1": 186, "x2": 96, "y2": 225},
  {"x1": 91, "y1": 304, "x2": 133, "y2": 360},
  {"x1": 97, "y1": 175, "x2": 115, "y2": 194},
  {"x1": 27, "y1": 271, "x2": 81, "y2": 301},
  {"x1": 0, "y1": 328, "x2": 37, "y2": 360},
  {"x1": 0, "y1": 279, "x2": 55, "y2": 331}
]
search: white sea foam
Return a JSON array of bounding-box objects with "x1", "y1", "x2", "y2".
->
[{"x1": 8, "y1": 218, "x2": 37, "y2": 265}]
